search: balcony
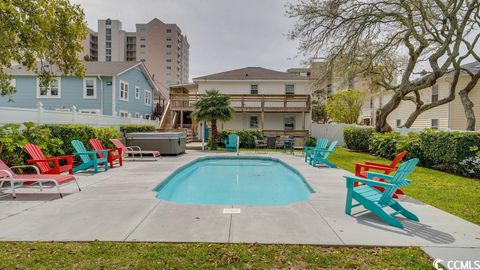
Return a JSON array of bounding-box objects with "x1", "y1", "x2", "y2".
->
[{"x1": 169, "y1": 93, "x2": 310, "y2": 113}]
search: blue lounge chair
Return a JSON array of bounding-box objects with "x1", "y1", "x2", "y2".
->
[
  {"x1": 309, "y1": 140, "x2": 338, "y2": 168},
  {"x1": 344, "y1": 158, "x2": 419, "y2": 229},
  {"x1": 304, "y1": 138, "x2": 329, "y2": 163},
  {"x1": 71, "y1": 140, "x2": 109, "y2": 173},
  {"x1": 224, "y1": 133, "x2": 238, "y2": 151}
]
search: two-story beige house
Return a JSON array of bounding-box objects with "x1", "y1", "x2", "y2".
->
[
  {"x1": 365, "y1": 61, "x2": 480, "y2": 130},
  {"x1": 164, "y1": 67, "x2": 312, "y2": 138}
]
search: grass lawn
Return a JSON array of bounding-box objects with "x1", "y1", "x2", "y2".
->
[
  {"x1": 0, "y1": 242, "x2": 434, "y2": 269},
  {"x1": 329, "y1": 147, "x2": 480, "y2": 225}
]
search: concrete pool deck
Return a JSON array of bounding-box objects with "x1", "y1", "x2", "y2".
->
[{"x1": 0, "y1": 150, "x2": 478, "y2": 263}]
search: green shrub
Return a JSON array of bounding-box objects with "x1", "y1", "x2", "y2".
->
[
  {"x1": 343, "y1": 126, "x2": 374, "y2": 152},
  {"x1": 419, "y1": 130, "x2": 480, "y2": 173},
  {"x1": 218, "y1": 129, "x2": 263, "y2": 148},
  {"x1": 369, "y1": 132, "x2": 401, "y2": 159},
  {"x1": 305, "y1": 137, "x2": 316, "y2": 147},
  {"x1": 120, "y1": 124, "x2": 156, "y2": 134},
  {"x1": 397, "y1": 132, "x2": 424, "y2": 162},
  {"x1": 94, "y1": 127, "x2": 121, "y2": 149},
  {"x1": 43, "y1": 124, "x2": 96, "y2": 154},
  {"x1": 0, "y1": 124, "x2": 28, "y2": 166}
]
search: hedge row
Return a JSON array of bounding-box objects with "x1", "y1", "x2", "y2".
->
[
  {"x1": 120, "y1": 124, "x2": 156, "y2": 134},
  {"x1": 343, "y1": 127, "x2": 480, "y2": 178},
  {"x1": 0, "y1": 123, "x2": 121, "y2": 167},
  {"x1": 217, "y1": 130, "x2": 263, "y2": 149}
]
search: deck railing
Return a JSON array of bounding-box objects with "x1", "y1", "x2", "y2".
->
[{"x1": 170, "y1": 93, "x2": 310, "y2": 113}]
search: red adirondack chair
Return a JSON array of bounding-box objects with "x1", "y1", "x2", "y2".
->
[
  {"x1": 23, "y1": 143, "x2": 74, "y2": 175},
  {"x1": 354, "y1": 150, "x2": 408, "y2": 198},
  {"x1": 89, "y1": 139, "x2": 123, "y2": 168}
]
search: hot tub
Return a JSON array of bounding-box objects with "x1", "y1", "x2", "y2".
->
[{"x1": 125, "y1": 132, "x2": 186, "y2": 156}]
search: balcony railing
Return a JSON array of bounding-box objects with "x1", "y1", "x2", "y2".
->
[{"x1": 170, "y1": 93, "x2": 310, "y2": 113}]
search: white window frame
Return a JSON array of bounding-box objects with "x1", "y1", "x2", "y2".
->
[
  {"x1": 144, "y1": 114, "x2": 151, "y2": 120},
  {"x1": 285, "y1": 84, "x2": 295, "y2": 95},
  {"x1": 432, "y1": 84, "x2": 439, "y2": 102},
  {"x1": 396, "y1": 119, "x2": 401, "y2": 128},
  {"x1": 119, "y1": 80, "x2": 129, "y2": 101},
  {"x1": 36, "y1": 77, "x2": 61, "y2": 99},
  {"x1": 284, "y1": 116, "x2": 295, "y2": 131},
  {"x1": 249, "y1": 116, "x2": 259, "y2": 128},
  {"x1": 119, "y1": 110, "x2": 129, "y2": 118},
  {"x1": 135, "y1": 112, "x2": 140, "y2": 118},
  {"x1": 431, "y1": 119, "x2": 439, "y2": 129},
  {"x1": 250, "y1": 84, "x2": 259, "y2": 95},
  {"x1": 145, "y1": 89, "x2": 152, "y2": 106},
  {"x1": 83, "y1": 78, "x2": 97, "y2": 99},
  {"x1": 135, "y1": 86, "x2": 140, "y2": 99}
]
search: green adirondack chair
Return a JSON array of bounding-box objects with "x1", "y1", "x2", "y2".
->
[
  {"x1": 304, "y1": 138, "x2": 329, "y2": 163},
  {"x1": 71, "y1": 140, "x2": 109, "y2": 173},
  {"x1": 224, "y1": 133, "x2": 238, "y2": 151},
  {"x1": 344, "y1": 158, "x2": 419, "y2": 229},
  {"x1": 309, "y1": 140, "x2": 338, "y2": 168}
]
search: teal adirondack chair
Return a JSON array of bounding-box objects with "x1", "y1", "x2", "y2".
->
[
  {"x1": 304, "y1": 138, "x2": 329, "y2": 163},
  {"x1": 344, "y1": 158, "x2": 419, "y2": 229},
  {"x1": 309, "y1": 140, "x2": 338, "y2": 168},
  {"x1": 71, "y1": 140, "x2": 109, "y2": 173},
  {"x1": 224, "y1": 133, "x2": 238, "y2": 151}
]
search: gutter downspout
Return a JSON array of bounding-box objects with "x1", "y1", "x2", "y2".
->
[{"x1": 98, "y1": 75, "x2": 104, "y2": 115}]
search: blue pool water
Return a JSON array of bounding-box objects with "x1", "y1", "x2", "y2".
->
[{"x1": 154, "y1": 156, "x2": 314, "y2": 205}]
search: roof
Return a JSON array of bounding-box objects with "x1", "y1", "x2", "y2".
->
[
  {"x1": 4, "y1": 61, "x2": 142, "y2": 76},
  {"x1": 193, "y1": 67, "x2": 310, "y2": 81},
  {"x1": 444, "y1": 61, "x2": 479, "y2": 77}
]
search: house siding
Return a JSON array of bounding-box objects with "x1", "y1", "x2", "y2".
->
[
  {"x1": 448, "y1": 76, "x2": 480, "y2": 130},
  {"x1": 115, "y1": 67, "x2": 154, "y2": 118}
]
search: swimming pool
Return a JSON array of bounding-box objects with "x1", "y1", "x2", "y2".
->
[{"x1": 154, "y1": 156, "x2": 314, "y2": 205}]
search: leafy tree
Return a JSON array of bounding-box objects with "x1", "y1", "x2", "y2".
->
[
  {"x1": 288, "y1": 0, "x2": 480, "y2": 131},
  {"x1": 0, "y1": 0, "x2": 87, "y2": 96},
  {"x1": 311, "y1": 89, "x2": 329, "y2": 123},
  {"x1": 191, "y1": 90, "x2": 234, "y2": 144},
  {"x1": 325, "y1": 90, "x2": 365, "y2": 124}
]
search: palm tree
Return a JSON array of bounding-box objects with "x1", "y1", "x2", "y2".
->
[{"x1": 191, "y1": 89, "x2": 234, "y2": 143}]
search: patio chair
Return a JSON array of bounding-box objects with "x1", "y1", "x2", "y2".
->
[
  {"x1": 292, "y1": 137, "x2": 306, "y2": 155},
  {"x1": 110, "y1": 138, "x2": 161, "y2": 160},
  {"x1": 224, "y1": 133, "x2": 238, "y2": 151},
  {"x1": 355, "y1": 151, "x2": 408, "y2": 198},
  {"x1": 253, "y1": 136, "x2": 267, "y2": 153},
  {"x1": 309, "y1": 140, "x2": 338, "y2": 168},
  {"x1": 0, "y1": 159, "x2": 81, "y2": 198},
  {"x1": 71, "y1": 140, "x2": 109, "y2": 173},
  {"x1": 275, "y1": 136, "x2": 286, "y2": 149},
  {"x1": 344, "y1": 158, "x2": 420, "y2": 229},
  {"x1": 23, "y1": 143, "x2": 74, "y2": 175},
  {"x1": 89, "y1": 139, "x2": 123, "y2": 168},
  {"x1": 304, "y1": 138, "x2": 329, "y2": 163}
]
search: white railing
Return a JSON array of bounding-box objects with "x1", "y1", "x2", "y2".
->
[{"x1": 0, "y1": 103, "x2": 159, "y2": 129}]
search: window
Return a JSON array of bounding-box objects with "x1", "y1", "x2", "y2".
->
[
  {"x1": 83, "y1": 78, "x2": 97, "y2": 99},
  {"x1": 285, "y1": 84, "x2": 295, "y2": 94},
  {"x1": 140, "y1": 44, "x2": 146, "y2": 48},
  {"x1": 249, "y1": 116, "x2": 259, "y2": 128},
  {"x1": 431, "y1": 119, "x2": 439, "y2": 129},
  {"x1": 166, "y1": 36, "x2": 172, "y2": 41},
  {"x1": 79, "y1": 109, "x2": 100, "y2": 114},
  {"x1": 37, "y1": 78, "x2": 61, "y2": 98},
  {"x1": 145, "y1": 90, "x2": 152, "y2": 105},
  {"x1": 106, "y1": 19, "x2": 111, "y2": 25},
  {"x1": 284, "y1": 116, "x2": 295, "y2": 130},
  {"x1": 139, "y1": 27, "x2": 145, "y2": 32},
  {"x1": 166, "y1": 66, "x2": 172, "y2": 70},
  {"x1": 379, "y1": 96, "x2": 383, "y2": 108},
  {"x1": 250, "y1": 84, "x2": 258, "y2": 95},
  {"x1": 135, "y1": 112, "x2": 140, "y2": 118},
  {"x1": 166, "y1": 73, "x2": 172, "y2": 78},
  {"x1": 166, "y1": 59, "x2": 172, "y2": 63},
  {"x1": 166, "y1": 51, "x2": 172, "y2": 56},
  {"x1": 166, "y1": 29, "x2": 172, "y2": 33},
  {"x1": 119, "y1": 80, "x2": 129, "y2": 101},
  {"x1": 432, "y1": 84, "x2": 439, "y2": 102},
  {"x1": 140, "y1": 35, "x2": 145, "y2": 41},
  {"x1": 106, "y1": 55, "x2": 111, "y2": 62},
  {"x1": 396, "y1": 119, "x2": 401, "y2": 128},
  {"x1": 106, "y1": 49, "x2": 111, "y2": 55},
  {"x1": 166, "y1": 44, "x2": 172, "y2": 48},
  {"x1": 145, "y1": 114, "x2": 151, "y2": 120},
  {"x1": 106, "y1": 42, "x2": 111, "y2": 48},
  {"x1": 119, "y1": 111, "x2": 129, "y2": 118},
  {"x1": 135, "y1": 86, "x2": 140, "y2": 99}
]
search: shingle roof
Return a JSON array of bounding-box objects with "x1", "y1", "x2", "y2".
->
[
  {"x1": 4, "y1": 61, "x2": 141, "y2": 76},
  {"x1": 193, "y1": 67, "x2": 310, "y2": 81}
]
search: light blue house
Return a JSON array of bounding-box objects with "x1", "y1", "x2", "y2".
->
[{"x1": 1, "y1": 61, "x2": 165, "y2": 119}]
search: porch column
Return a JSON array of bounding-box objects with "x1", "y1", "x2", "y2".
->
[
  {"x1": 180, "y1": 110, "x2": 184, "y2": 128},
  {"x1": 302, "y1": 111, "x2": 305, "y2": 130},
  {"x1": 261, "y1": 111, "x2": 265, "y2": 130}
]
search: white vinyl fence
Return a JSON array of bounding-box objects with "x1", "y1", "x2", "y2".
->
[{"x1": 0, "y1": 104, "x2": 159, "y2": 129}]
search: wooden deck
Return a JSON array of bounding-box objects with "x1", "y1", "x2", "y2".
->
[{"x1": 170, "y1": 93, "x2": 311, "y2": 113}]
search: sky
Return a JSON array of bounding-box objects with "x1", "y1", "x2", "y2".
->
[{"x1": 71, "y1": 0, "x2": 303, "y2": 80}]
